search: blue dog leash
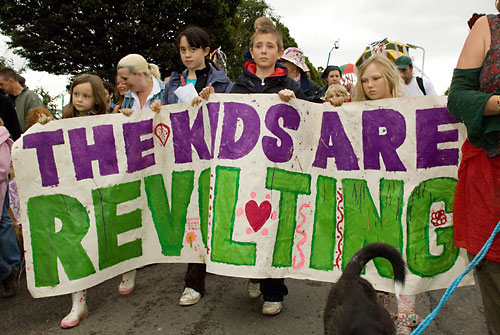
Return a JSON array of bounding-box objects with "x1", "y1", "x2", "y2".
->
[{"x1": 411, "y1": 220, "x2": 500, "y2": 335}]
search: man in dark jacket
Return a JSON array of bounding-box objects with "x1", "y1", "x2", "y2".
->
[{"x1": 0, "y1": 90, "x2": 22, "y2": 141}]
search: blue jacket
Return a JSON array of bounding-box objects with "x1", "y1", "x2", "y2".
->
[
  {"x1": 162, "y1": 63, "x2": 233, "y2": 105},
  {"x1": 121, "y1": 78, "x2": 166, "y2": 110}
]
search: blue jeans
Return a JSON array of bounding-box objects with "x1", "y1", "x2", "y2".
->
[
  {"x1": 0, "y1": 255, "x2": 9, "y2": 281},
  {"x1": 0, "y1": 186, "x2": 20, "y2": 280}
]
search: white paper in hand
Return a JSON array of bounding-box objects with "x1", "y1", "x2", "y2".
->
[{"x1": 174, "y1": 83, "x2": 198, "y2": 103}]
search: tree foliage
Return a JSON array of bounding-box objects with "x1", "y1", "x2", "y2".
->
[
  {"x1": 0, "y1": 0, "x2": 322, "y2": 85},
  {"x1": 0, "y1": 0, "x2": 241, "y2": 81}
]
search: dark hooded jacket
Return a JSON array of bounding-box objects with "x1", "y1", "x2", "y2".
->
[{"x1": 231, "y1": 61, "x2": 307, "y2": 100}]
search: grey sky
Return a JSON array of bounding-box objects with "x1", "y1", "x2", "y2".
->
[
  {"x1": 1, "y1": 0, "x2": 497, "y2": 101},
  {"x1": 267, "y1": 0, "x2": 497, "y2": 94}
]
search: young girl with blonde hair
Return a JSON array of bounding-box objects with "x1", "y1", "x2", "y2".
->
[
  {"x1": 325, "y1": 83, "x2": 349, "y2": 106},
  {"x1": 328, "y1": 55, "x2": 417, "y2": 334},
  {"x1": 353, "y1": 55, "x2": 405, "y2": 102}
]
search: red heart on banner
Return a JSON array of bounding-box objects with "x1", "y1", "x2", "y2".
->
[
  {"x1": 245, "y1": 200, "x2": 272, "y2": 232},
  {"x1": 154, "y1": 123, "x2": 171, "y2": 146}
]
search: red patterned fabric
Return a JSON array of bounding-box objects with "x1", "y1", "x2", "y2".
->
[
  {"x1": 480, "y1": 14, "x2": 500, "y2": 92},
  {"x1": 454, "y1": 140, "x2": 500, "y2": 261},
  {"x1": 454, "y1": 14, "x2": 500, "y2": 261}
]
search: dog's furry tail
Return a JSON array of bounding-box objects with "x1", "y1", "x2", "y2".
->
[{"x1": 343, "y1": 242, "x2": 406, "y2": 285}]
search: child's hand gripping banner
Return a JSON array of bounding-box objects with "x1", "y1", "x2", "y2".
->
[{"x1": 12, "y1": 94, "x2": 471, "y2": 298}]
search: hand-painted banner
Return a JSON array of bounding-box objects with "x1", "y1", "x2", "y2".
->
[{"x1": 12, "y1": 94, "x2": 471, "y2": 298}]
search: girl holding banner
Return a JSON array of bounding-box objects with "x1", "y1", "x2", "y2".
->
[
  {"x1": 151, "y1": 25, "x2": 233, "y2": 307},
  {"x1": 59, "y1": 74, "x2": 110, "y2": 328},
  {"x1": 334, "y1": 55, "x2": 419, "y2": 335}
]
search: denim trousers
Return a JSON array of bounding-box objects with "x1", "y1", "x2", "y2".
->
[{"x1": 0, "y1": 186, "x2": 21, "y2": 281}]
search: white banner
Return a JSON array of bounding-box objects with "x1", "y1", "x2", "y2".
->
[{"x1": 12, "y1": 94, "x2": 472, "y2": 298}]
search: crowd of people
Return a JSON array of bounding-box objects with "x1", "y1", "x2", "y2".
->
[{"x1": 0, "y1": 4, "x2": 499, "y2": 334}]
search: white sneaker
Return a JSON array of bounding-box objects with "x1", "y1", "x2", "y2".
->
[
  {"x1": 262, "y1": 301, "x2": 282, "y2": 316},
  {"x1": 247, "y1": 279, "x2": 262, "y2": 299},
  {"x1": 179, "y1": 287, "x2": 201, "y2": 306}
]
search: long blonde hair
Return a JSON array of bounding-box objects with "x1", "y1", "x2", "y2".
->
[
  {"x1": 117, "y1": 54, "x2": 161, "y2": 80},
  {"x1": 354, "y1": 55, "x2": 405, "y2": 101}
]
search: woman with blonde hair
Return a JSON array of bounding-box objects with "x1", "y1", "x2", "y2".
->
[
  {"x1": 116, "y1": 53, "x2": 166, "y2": 114},
  {"x1": 111, "y1": 55, "x2": 166, "y2": 299}
]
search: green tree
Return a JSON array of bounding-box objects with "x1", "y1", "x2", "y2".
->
[
  {"x1": 0, "y1": 56, "x2": 13, "y2": 69},
  {"x1": 230, "y1": 0, "x2": 322, "y2": 85},
  {"x1": 0, "y1": 0, "x2": 241, "y2": 81},
  {"x1": 34, "y1": 87, "x2": 63, "y2": 115},
  {"x1": 0, "y1": 0, "x2": 322, "y2": 85}
]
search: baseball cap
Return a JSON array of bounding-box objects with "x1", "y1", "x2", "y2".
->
[{"x1": 395, "y1": 56, "x2": 412, "y2": 69}]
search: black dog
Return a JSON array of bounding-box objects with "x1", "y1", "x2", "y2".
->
[{"x1": 324, "y1": 243, "x2": 406, "y2": 335}]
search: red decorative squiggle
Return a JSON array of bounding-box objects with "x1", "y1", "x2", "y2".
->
[
  {"x1": 292, "y1": 204, "x2": 310, "y2": 269},
  {"x1": 334, "y1": 189, "x2": 344, "y2": 269}
]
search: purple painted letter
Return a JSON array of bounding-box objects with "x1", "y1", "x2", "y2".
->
[
  {"x1": 170, "y1": 107, "x2": 212, "y2": 164},
  {"x1": 123, "y1": 119, "x2": 155, "y2": 173},
  {"x1": 68, "y1": 125, "x2": 119, "y2": 180},
  {"x1": 23, "y1": 129, "x2": 65, "y2": 187},
  {"x1": 218, "y1": 102, "x2": 260, "y2": 160},
  {"x1": 363, "y1": 109, "x2": 406, "y2": 171},
  {"x1": 262, "y1": 104, "x2": 299, "y2": 163},
  {"x1": 416, "y1": 107, "x2": 459, "y2": 168},
  {"x1": 312, "y1": 112, "x2": 359, "y2": 170}
]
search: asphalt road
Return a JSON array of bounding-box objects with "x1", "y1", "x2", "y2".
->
[{"x1": 1, "y1": 263, "x2": 488, "y2": 334}]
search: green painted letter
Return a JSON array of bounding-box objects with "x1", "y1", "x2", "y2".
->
[
  {"x1": 28, "y1": 194, "x2": 95, "y2": 287},
  {"x1": 310, "y1": 176, "x2": 337, "y2": 270},
  {"x1": 93, "y1": 181, "x2": 143, "y2": 270},
  {"x1": 406, "y1": 177, "x2": 459, "y2": 277},
  {"x1": 342, "y1": 179, "x2": 404, "y2": 278},
  {"x1": 266, "y1": 167, "x2": 311, "y2": 267},
  {"x1": 211, "y1": 166, "x2": 256, "y2": 265},
  {"x1": 198, "y1": 168, "x2": 210, "y2": 246},
  {"x1": 144, "y1": 172, "x2": 194, "y2": 256}
]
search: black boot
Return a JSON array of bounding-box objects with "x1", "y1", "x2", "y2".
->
[{"x1": 2, "y1": 267, "x2": 19, "y2": 298}]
